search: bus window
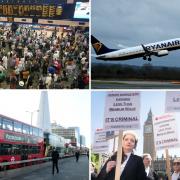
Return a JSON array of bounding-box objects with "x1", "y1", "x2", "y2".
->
[
  {"x1": 32, "y1": 146, "x2": 36, "y2": 154},
  {"x1": 2, "y1": 118, "x2": 13, "y2": 131},
  {"x1": 23, "y1": 124, "x2": 30, "y2": 134},
  {"x1": 14, "y1": 121, "x2": 22, "y2": 133},
  {"x1": 12, "y1": 144, "x2": 21, "y2": 155},
  {"x1": 0, "y1": 143, "x2": 12, "y2": 155},
  {"x1": 38, "y1": 129, "x2": 43, "y2": 137},
  {"x1": 28, "y1": 146, "x2": 32, "y2": 154},
  {"x1": 37, "y1": 146, "x2": 40, "y2": 153},
  {"x1": 33, "y1": 127, "x2": 38, "y2": 136},
  {"x1": 31, "y1": 146, "x2": 40, "y2": 154},
  {"x1": 22, "y1": 145, "x2": 28, "y2": 154}
]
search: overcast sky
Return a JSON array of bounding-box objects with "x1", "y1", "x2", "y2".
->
[
  {"x1": 92, "y1": 0, "x2": 180, "y2": 67},
  {"x1": 0, "y1": 90, "x2": 90, "y2": 147}
]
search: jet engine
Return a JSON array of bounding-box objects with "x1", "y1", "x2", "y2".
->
[{"x1": 157, "y1": 50, "x2": 168, "y2": 57}]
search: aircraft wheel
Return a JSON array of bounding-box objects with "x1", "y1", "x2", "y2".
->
[{"x1": 148, "y1": 57, "x2": 151, "y2": 61}]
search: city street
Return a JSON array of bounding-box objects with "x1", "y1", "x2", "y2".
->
[{"x1": 0, "y1": 156, "x2": 89, "y2": 180}]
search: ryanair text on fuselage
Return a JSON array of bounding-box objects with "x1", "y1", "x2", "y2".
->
[{"x1": 146, "y1": 39, "x2": 180, "y2": 51}]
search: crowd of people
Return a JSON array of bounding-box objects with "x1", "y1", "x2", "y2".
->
[{"x1": 0, "y1": 23, "x2": 89, "y2": 89}]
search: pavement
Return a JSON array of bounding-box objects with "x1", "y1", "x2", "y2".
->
[{"x1": 0, "y1": 156, "x2": 89, "y2": 180}]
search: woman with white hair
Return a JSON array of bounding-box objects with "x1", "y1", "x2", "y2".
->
[
  {"x1": 143, "y1": 153, "x2": 158, "y2": 180},
  {"x1": 96, "y1": 130, "x2": 146, "y2": 180}
]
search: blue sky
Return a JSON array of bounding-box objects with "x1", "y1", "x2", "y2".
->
[
  {"x1": 0, "y1": 90, "x2": 90, "y2": 147},
  {"x1": 92, "y1": 0, "x2": 180, "y2": 67},
  {"x1": 91, "y1": 90, "x2": 180, "y2": 157}
]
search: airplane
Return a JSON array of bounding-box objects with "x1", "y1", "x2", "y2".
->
[{"x1": 91, "y1": 35, "x2": 180, "y2": 61}]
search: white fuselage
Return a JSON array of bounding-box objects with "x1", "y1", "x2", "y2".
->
[{"x1": 96, "y1": 38, "x2": 180, "y2": 60}]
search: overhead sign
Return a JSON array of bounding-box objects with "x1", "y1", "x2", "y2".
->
[
  {"x1": 92, "y1": 129, "x2": 109, "y2": 154},
  {"x1": 165, "y1": 91, "x2": 180, "y2": 112},
  {"x1": 73, "y1": 2, "x2": 89, "y2": 19},
  {"x1": 104, "y1": 91, "x2": 141, "y2": 131},
  {"x1": 0, "y1": 0, "x2": 67, "y2": 5},
  {"x1": 0, "y1": 4, "x2": 75, "y2": 19},
  {"x1": 153, "y1": 113, "x2": 180, "y2": 150}
]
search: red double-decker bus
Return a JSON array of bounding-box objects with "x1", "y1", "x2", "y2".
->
[{"x1": 0, "y1": 114, "x2": 44, "y2": 170}]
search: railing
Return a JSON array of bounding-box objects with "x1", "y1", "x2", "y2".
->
[
  {"x1": 0, "y1": 157, "x2": 51, "y2": 167},
  {"x1": 0, "y1": 154, "x2": 75, "y2": 169}
]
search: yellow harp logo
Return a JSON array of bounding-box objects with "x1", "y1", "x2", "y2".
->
[{"x1": 93, "y1": 42, "x2": 102, "y2": 53}]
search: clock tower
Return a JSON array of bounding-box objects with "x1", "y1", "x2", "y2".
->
[{"x1": 143, "y1": 109, "x2": 156, "y2": 160}]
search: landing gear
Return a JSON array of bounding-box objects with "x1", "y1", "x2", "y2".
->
[
  {"x1": 148, "y1": 57, "x2": 152, "y2": 61},
  {"x1": 143, "y1": 56, "x2": 151, "y2": 61},
  {"x1": 143, "y1": 56, "x2": 146, "y2": 60}
]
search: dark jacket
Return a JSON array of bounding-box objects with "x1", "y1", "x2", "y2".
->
[
  {"x1": 146, "y1": 168, "x2": 158, "y2": 180},
  {"x1": 52, "y1": 150, "x2": 59, "y2": 162},
  {"x1": 97, "y1": 153, "x2": 146, "y2": 180}
]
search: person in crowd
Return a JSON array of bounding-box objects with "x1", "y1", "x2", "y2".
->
[
  {"x1": 97, "y1": 131, "x2": 146, "y2": 180},
  {"x1": 172, "y1": 158, "x2": 180, "y2": 180},
  {"x1": 51, "y1": 147, "x2": 59, "y2": 175},
  {"x1": 142, "y1": 153, "x2": 158, "y2": 180},
  {"x1": 75, "y1": 149, "x2": 80, "y2": 162},
  {"x1": 91, "y1": 162, "x2": 98, "y2": 180},
  {"x1": 87, "y1": 150, "x2": 89, "y2": 159}
]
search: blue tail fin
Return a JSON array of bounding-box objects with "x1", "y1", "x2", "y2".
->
[{"x1": 91, "y1": 35, "x2": 116, "y2": 55}]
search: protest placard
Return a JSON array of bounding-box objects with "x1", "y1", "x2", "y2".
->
[
  {"x1": 165, "y1": 91, "x2": 180, "y2": 112},
  {"x1": 92, "y1": 129, "x2": 109, "y2": 154},
  {"x1": 104, "y1": 91, "x2": 141, "y2": 131},
  {"x1": 153, "y1": 113, "x2": 180, "y2": 150}
]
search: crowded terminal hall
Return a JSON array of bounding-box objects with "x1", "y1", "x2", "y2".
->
[{"x1": 0, "y1": 0, "x2": 89, "y2": 89}]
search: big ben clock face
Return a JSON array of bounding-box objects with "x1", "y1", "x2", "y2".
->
[{"x1": 145, "y1": 124, "x2": 152, "y2": 133}]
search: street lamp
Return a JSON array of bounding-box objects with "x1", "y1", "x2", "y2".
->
[{"x1": 26, "y1": 109, "x2": 39, "y2": 126}]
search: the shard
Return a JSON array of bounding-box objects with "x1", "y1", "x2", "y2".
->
[{"x1": 36, "y1": 91, "x2": 51, "y2": 133}]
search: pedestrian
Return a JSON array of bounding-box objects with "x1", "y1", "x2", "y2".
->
[
  {"x1": 51, "y1": 147, "x2": 59, "y2": 175},
  {"x1": 75, "y1": 150, "x2": 80, "y2": 162},
  {"x1": 143, "y1": 153, "x2": 158, "y2": 180},
  {"x1": 172, "y1": 158, "x2": 180, "y2": 180},
  {"x1": 87, "y1": 150, "x2": 89, "y2": 159},
  {"x1": 97, "y1": 130, "x2": 146, "y2": 180}
]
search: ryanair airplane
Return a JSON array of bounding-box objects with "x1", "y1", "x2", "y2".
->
[{"x1": 91, "y1": 35, "x2": 180, "y2": 61}]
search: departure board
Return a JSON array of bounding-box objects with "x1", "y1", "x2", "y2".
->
[
  {"x1": 0, "y1": 0, "x2": 67, "y2": 4},
  {"x1": 0, "y1": 4, "x2": 75, "y2": 19}
]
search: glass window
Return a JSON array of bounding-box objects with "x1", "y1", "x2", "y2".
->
[
  {"x1": 31, "y1": 146, "x2": 40, "y2": 154},
  {"x1": 2, "y1": 118, "x2": 13, "y2": 131},
  {"x1": 0, "y1": 143, "x2": 12, "y2": 155},
  {"x1": 28, "y1": 146, "x2": 32, "y2": 154},
  {"x1": 14, "y1": 121, "x2": 22, "y2": 133},
  {"x1": 38, "y1": 129, "x2": 43, "y2": 137},
  {"x1": 30, "y1": 127, "x2": 33, "y2": 135},
  {"x1": 21, "y1": 145, "x2": 28, "y2": 155},
  {"x1": 23, "y1": 124, "x2": 30, "y2": 134},
  {"x1": 33, "y1": 127, "x2": 38, "y2": 136},
  {"x1": 0, "y1": 117, "x2": 2, "y2": 128},
  {"x1": 12, "y1": 144, "x2": 21, "y2": 155}
]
